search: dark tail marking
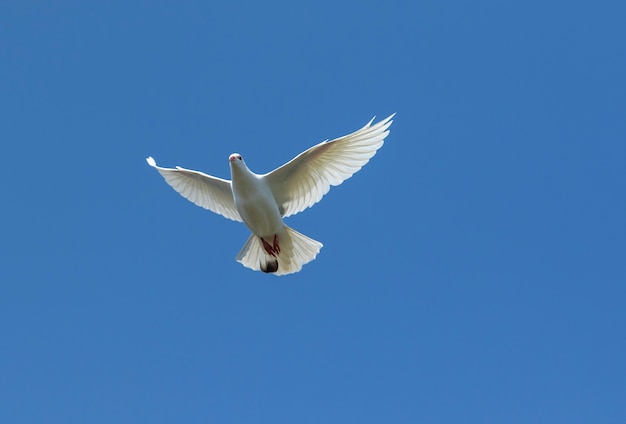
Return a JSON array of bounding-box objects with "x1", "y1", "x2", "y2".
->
[{"x1": 261, "y1": 258, "x2": 278, "y2": 273}]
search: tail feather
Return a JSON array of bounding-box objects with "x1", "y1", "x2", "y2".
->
[
  {"x1": 235, "y1": 235, "x2": 277, "y2": 273},
  {"x1": 235, "y1": 226, "x2": 323, "y2": 276}
]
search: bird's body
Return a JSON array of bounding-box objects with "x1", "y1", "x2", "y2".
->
[
  {"x1": 228, "y1": 156, "x2": 297, "y2": 273},
  {"x1": 147, "y1": 114, "x2": 394, "y2": 275},
  {"x1": 229, "y1": 158, "x2": 283, "y2": 238}
]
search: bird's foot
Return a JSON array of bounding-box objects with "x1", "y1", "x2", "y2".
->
[
  {"x1": 261, "y1": 235, "x2": 281, "y2": 257},
  {"x1": 273, "y1": 234, "x2": 280, "y2": 254}
]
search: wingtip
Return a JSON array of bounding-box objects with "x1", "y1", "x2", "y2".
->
[
  {"x1": 367, "y1": 113, "x2": 395, "y2": 127},
  {"x1": 146, "y1": 156, "x2": 156, "y2": 167},
  {"x1": 382, "y1": 113, "x2": 396, "y2": 123}
]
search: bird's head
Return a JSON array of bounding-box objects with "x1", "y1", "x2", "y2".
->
[
  {"x1": 229, "y1": 153, "x2": 247, "y2": 173},
  {"x1": 229, "y1": 153, "x2": 243, "y2": 163}
]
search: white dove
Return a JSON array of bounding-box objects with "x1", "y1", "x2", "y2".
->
[{"x1": 147, "y1": 114, "x2": 394, "y2": 275}]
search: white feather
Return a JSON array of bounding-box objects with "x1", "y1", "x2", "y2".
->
[{"x1": 146, "y1": 114, "x2": 395, "y2": 275}]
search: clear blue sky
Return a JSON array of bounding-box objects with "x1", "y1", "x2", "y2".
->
[{"x1": 2, "y1": 1, "x2": 625, "y2": 423}]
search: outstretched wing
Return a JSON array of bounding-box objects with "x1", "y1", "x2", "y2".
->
[
  {"x1": 264, "y1": 114, "x2": 394, "y2": 217},
  {"x1": 146, "y1": 157, "x2": 242, "y2": 222}
]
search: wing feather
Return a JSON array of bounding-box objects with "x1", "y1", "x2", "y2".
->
[
  {"x1": 146, "y1": 157, "x2": 242, "y2": 222},
  {"x1": 265, "y1": 114, "x2": 394, "y2": 217}
]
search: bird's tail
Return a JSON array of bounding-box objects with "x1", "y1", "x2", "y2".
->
[{"x1": 236, "y1": 226, "x2": 323, "y2": 276}]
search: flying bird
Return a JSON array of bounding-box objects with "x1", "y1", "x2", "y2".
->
[{"x1": 147, "y1": 114, "x2": 394, "y2": 275}]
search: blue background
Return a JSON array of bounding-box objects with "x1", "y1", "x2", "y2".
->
[{"x1": 2, "y1": 1, "x2": 625, "y2": 423}]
